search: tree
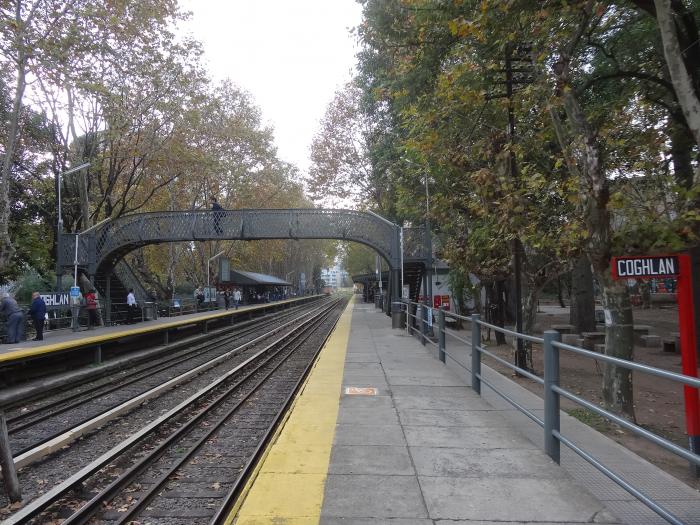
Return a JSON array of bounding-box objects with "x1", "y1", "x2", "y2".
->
[
  {"x1": 340, "y1": 242, "x2": 376, "y2": 276},
  {"x1": 348, "y1": 0, "x2": 699, "y2": 420},
  {"x1": 0, "y1": 0, "x2": 188, "y2": 273}
]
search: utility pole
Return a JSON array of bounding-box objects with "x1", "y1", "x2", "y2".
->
[
  {"x1": 503, "y1": 43, "x2": 533, "y2": 371},
  {"x1": 55, "y1": 162, "x2": 90, "y2": 292}
]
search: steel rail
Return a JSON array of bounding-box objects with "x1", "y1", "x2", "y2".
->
[
  {"x1": 553, "y1": 339, "x2": 700, "y2": 388},
  {"x1": 209, "y1": 299, "x2": 345, "y2": 524},
  {"x1": 476, "y1": 373, "x2": 545, "y2": 427},
  {"x1": 8, "y1": 301, "x2": 323, "y2": 455},
  {"x1": 3, "y1": 301, "x2": 312, "y2": 414},
  {"x1": 4, "y1": 298, "x2": 344, "y2": 525},
  {"x1": 476, "y1": 344, "x2": 544, "y2": 385},
  {"x1": 7, "y1": 301, "x2": 314, "y2": 435},
  {"x1": 554, "y1": 431, "x2": 685, "y2": 525},
  {"x1": 111, "y1": 301, "x2": 343, "y2": 525},
  {"x1": 11, "y1": 299, "x2": 335, "y2": 470},
  {"x1": 553, "y1": 385, "x2": 700, "y2": 466}
]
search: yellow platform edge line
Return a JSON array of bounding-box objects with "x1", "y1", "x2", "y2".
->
[
  {"x1": 226, "y1": 296, "x2": 355, "y2": 525},
  {"x1": 0, "y1": 296, "x2": 324, "y2": 364}
]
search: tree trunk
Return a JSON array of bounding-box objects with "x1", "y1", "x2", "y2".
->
[
  {"x1": 67, "y1": 88, "x2": 92, "y2": 230},
  {"x1": 670, "y1": 121, "x2": 695, "y2": 190},
  {"x1": 570, "y1": 256, "x2": 596, "y2": 333},
  {"x1": 522, "y1": 283, "x2": 540, "y2": 371},
  {"x1": 556, "y1": 276, "x2": 566, "y2": 308},
  {"x1": 0, "y1": 9, "x2": 27, "y2": 273},
  {"x1": 599, "y1": 274, "x2": 636, "y2": 422},
  {"x1": 555, "y1": 61, "x2": 636, "y2": 422},
  {"x1": 486, "y1": 281, "x2": 507, "y2": 345},
  {"x1": 639, "y1": 280, "x2": 651, "y2": 309},
  {"x1": 655, "y1": 0, "x2": 700, "y2": 159}
]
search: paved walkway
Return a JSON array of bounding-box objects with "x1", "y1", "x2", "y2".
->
[
  {"x1": 233, "y1": 298, "x2": 622, "y2": 524},
  {"x1": 438, "y1": 327, "x2": 700, "y2": 525}
]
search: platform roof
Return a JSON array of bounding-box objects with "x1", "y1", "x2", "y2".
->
[{"x1": 226, "y1": 270, "x2": 291, "y2": 286}]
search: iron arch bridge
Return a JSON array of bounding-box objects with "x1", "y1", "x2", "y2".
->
[{"x1": 58, "y1": 208, "x2": 427, "y2": 308}]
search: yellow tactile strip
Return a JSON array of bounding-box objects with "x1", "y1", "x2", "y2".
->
[
  {"x1": 0, "y1": 296, "x2": 321, "y2": 364},
  {"x1": 229, "y1": 297, "x2": 354, "y2": 525}
]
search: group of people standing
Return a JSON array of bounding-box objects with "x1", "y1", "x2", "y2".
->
[
  {"x1": 193, "y1": 287, "x2": 242, "y2": 310},
  {"x1": 1, "y1": 288, "x2": 102, "y2": 344},
  {"x1": 223, "y1": 289, "x2": 242, "y2": 310},
  {"x1": 0, "y1": 292, "x2": 34, "y2": 344},
  {"x1": 1, "y1": 291, "x2": 49, "y2": 343}
]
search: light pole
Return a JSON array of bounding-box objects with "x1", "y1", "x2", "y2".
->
[
  {"x1": 56, "y1": 162, "x2": 90, "y2": 292},
  {"x1": 400, "y1": 227, "x2": 405, "y2": 298},
  {"x1": 424, "y1": 171, "x2": 433, "y2": 306},
  {"x1": 403, "y1": 157, "x2": 433, "y2": 305},
  {"x1": 207, "y1": 250, "x2": 225, "y2": 300},
  {"x1": 286, "y1": 271, "x2": 294, "y2": 297}
]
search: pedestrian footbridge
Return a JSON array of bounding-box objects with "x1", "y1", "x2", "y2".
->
[{"x1": 57, "y1": 208, "x2": 429, "y2": 313}]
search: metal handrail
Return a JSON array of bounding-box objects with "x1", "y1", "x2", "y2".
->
[
  {"x1": 553, "y1": 339, "x2": 700, "y2": 388},
  {"x1": 393, "y1": 298, "x2": 699, "y2": 525},
  {"x1": 476, "y1": 344, "x2": 544, "y2": 385}
]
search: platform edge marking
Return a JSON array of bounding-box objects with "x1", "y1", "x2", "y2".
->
[{"x1": 230, "y1": 296, "x2": 354, "y2": 524}]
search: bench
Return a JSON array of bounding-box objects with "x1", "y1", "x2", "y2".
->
[
  {"x1": 633, "y1": 325, "x2": 652, "y2": 344},
  {"x1": 551, "y1": 324, "x2": 576, "y2": 335},
  {"x1": 581, "y1": 332, "x2": 606, "y2": 351}
]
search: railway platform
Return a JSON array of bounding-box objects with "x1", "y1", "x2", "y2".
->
[
  {"x1": 0, "y1": 296, "x2": 319, "y2": 364},
  {"x1": 227, "y1": 300, "x2": 623, "y2": 525},
  {"x1": 229, "y1": 297, "x2": 700, "y2": 524}
]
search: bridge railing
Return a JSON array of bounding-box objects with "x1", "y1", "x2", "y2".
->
[
  {"x1": 59, "y1": 209, "x2": 415, "y2": 270},
  {"x1": 394, "y1": 299, "x2": 700, "y2": 525}
]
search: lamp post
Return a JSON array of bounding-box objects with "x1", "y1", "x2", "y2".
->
[
  {"x1": 55, "y1": 162, "x2": 90, "y2": 292},
  {"x1": 403, "y1": 157, "x2": 433, "y2": 305},
  {"x1": 285, "y1": 271, "x2": 294, "y2": 297},
  {"x1": 207, "y1": 250, "x2": 225, "y2": 302},
  {"x1": 400, "y1": 227, "x2": 405, "y2": 298},
  {"x1": 424, "y1": 171, "x2": 433, "y2": 306}
]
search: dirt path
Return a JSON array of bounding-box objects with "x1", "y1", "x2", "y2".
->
[{"x1": 479, "y1": 302, "x2": 700, "y2": 491}]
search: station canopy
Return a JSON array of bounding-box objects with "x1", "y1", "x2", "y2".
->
[{"x1": 224, "y1": 270, "x2": 291, "y2": 287}]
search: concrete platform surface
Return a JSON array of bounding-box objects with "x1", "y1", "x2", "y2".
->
[
  {"x1": 0, "y1": 297, "x2": 313, "y2": 362},
  {"x1": 232, "y1": 298, "x2": 622, "y2": 524}
]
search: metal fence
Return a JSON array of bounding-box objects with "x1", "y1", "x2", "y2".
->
[
  {"x1": 395, "y1": 299, "x2": 700, "y2": 525},
  {"x1": 0, "y1": 302, "x2": 162, "y2": 343},
  {"x1": 157, "y1": 299, "x2": 220, "y2": 318}
]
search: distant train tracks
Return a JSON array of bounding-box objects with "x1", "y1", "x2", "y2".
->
[
  {"x1": 4, "y1": 296, "x2": 346, "y2": 524},
  {"x1": 4, "y1": 298, "x2": 333, "y2": 467}
]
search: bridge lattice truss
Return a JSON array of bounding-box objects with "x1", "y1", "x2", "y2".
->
[{"x1": 58, "y1": 209, "x2": 427, "y2": 275}]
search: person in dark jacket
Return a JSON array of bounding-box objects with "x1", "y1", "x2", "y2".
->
[
  {"x1": 211, "y1": 197, "x2": 223, "y2": 235},
  {"x1": 1, "y1": 292, "x2": 24, "y2": 344},
  {"x1": 28, "y1": 292, "x2": 47, "y2": 341}
]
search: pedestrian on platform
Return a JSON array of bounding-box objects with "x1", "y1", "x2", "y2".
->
[
  {"x1": 85, "y1": 289, "x2": 98, "y2": 329},
  {"x1": 1, "y1": 292, "x2": 24, "y2": 344},
  {"x1": 211, "y1": 197, "x2": 223, "y2": 235},
  {"x1": 234, "y1": 288, "x2": 241, "y2": 309},
  {"x1": 127, "y1": 289, "x2": 137, "y2": 324},
  {"x1": 223, "y1": 289, "x2": 231, "y2": 310},
  {"x1": 195, "y1": 287, "x2": 204, "y2": 308},
  {"x1": 28, "y1": 292, "x2": 46, "y2": 341}
]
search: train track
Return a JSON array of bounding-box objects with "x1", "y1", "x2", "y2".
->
[
  {"x1": 4, "y1": 296, "x2": 346, "y2": 524},
  {"x1": 6, "y1": 298, "x2": 330, "y2": 463}
]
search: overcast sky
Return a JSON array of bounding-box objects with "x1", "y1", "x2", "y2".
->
[{"x1": 180, "y1": 1, "x2": 363, "y2": 174}]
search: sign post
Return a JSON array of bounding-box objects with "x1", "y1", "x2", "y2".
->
[
  {"x1": 612, "y1": 254, "x2": 699, "y2": 475},
  {"x1": 70, "y1": 286, "x2": 81, "y2": 332}
]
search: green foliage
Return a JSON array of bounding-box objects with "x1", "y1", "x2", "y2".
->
[{"x1": 340, "y1": 242, "x2": 377, "y2": 276}]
